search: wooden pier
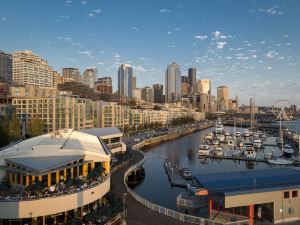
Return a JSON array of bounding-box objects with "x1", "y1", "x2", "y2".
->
[
  {"x1": 164, "y1": 162, "x2": 194, "y2": 187},
  {"x1": 202, "y1": 155, "x2": 268, "y2": 163}
]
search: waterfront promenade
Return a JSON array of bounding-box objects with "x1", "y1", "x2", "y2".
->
[{"x1": 111, "y1": 150, "x2": 191, "y2": 225}]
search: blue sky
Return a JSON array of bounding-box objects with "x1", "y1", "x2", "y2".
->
[{"x1": 0, "y1": 0, "x2": 299, "y2": 106}]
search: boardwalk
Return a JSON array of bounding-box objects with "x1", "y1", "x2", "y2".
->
[{"x1": 111, "y1": 150, "x2": 190, "y2": 225}]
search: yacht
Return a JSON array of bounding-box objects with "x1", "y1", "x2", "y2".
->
[
  {"x1": 213, "y1": 118, "x2": 224, "y2": 136},
  {"x1": 212, "y1": 139, "x2": 219, "y2": 146},
  {"x1": 232, "y1": 148, "x2": 241, "y2": 157},
  {"x1": 227, "y1": 139, "x2": 235, "y2": 148},
  {"x1": 224, "y1": 131, "x2": 231, "y2": 136},
  {"x1": 243, "y1": 129, "x2": 251, "y2": 137},
  {"x1": 283, "y1": 144, "x2": 294, "y2": 158},
  {"x1": 253, "y1": 139, "x2": 263, "y2": 149},
  {"x1": 180, "y1": 167, "x2": 193, "y2": 180},
  {"x1": 236, "y1": 131, "x2": 242, "y2": 137},
  {"x1": 214, "y1": 147, "x2": 223, "y2": 156},
  {"x1": 198, "y1": 145, "x2": 210, "y2": 157},
  {"x1": 218, "y1": 134, "x2": 226, "y2": 143},
  {"x1": 244, "y1": 147, "x2": 256, "y2": 159},
  {"x1": 268, "y1": 157, "x2": 294, "y2": 165},
  {"x1": 205, "y1": 133, "x2": 213, "y2": 140}
]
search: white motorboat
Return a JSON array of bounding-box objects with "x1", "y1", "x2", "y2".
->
[
  {"x1": 218, "y1": 134, "x2": 226, "y2": 143},
  {"x1": 268, "y1": 157, "x2": 294, "y2": 165},
  {"x1": 213, "y1": 118, "x2": 224, "y2": 136},
  {"x1": 227, "y1": 139, "x2": 235, "y2": 148},
  {"x1": 253, "y1": 139, "x2": 263, "y2": 148},
  {"x1": 283, "y1": 144, "x2": 294, "y2": 158},
  {"x1": 224, "y1": 131, "x2": 230, "y2": 136},
  {"x1": 243, "y1": 129, "x2": 250, "y2": 137},
  {"x1": 244, "y1": 147, "x2": 256, "y2": 159},
  {"x1": 262, "y1": 134, "x2": 268, "y2": 140},
  {"x1": 264, "y1": 152, "x2": 273, "y2": 160},
  {"x1": 198, "y1": 145, "x2": 210, "y2": 156},
  {"x1": 232, "y1": 149, "x2": 241, "y2": 157},
  {"x1": 212, "y1": 139, "x2": 219, "y2": 146},
  {"x1": 205, "y1": 133, "x2": 213, "y2": 140},
  {"x1": 215, "y1": 147, "x2": 223, "y2": 156},
  {"x1": 236, "y1": 131, "x2": 241, "y2": 137}
]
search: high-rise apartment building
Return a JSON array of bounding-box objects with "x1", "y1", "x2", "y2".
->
[
  {"x1": 62, "y1": 68, "x2": 81, "y2": 82},
  {"x1": 98, "y1": 101, "x2": 129, "y2": 128},
  {"x1": 94, "y1": 77, "x2": 112, "y2": 94},
  {"x1": 141, "y1": 86, "x2": 154, "y2": 103},
  {"x1": 181, "y1": 76, "x2": 189, "y2": 96},
  {"x1": 165, "y1": 62, "x2": 181, "y2": 103},
  {"x1": 153, "y1": 84, "x2": 164, "y2": 103},
  {"x1": 12, "y1": 50, "x2": 54, "y2": 87},
  {"x1": 131, "y1": 76, "x2": 137, "y2": 90},
  {"x1": 82, "y1": 68, "x2": 97, "y2": 88},
  {"x1": 188, "y1": 68, "x2": 196, "y2": 93},
  {"x1": 118, "y1": 64, "x2": 132, "y2": 98},
  {"x1": 12, "y1": 95, "x2": 97, "y2": 133},
  {"x1": 0, "y1": 50, "x2": 12, "y2": 84}
]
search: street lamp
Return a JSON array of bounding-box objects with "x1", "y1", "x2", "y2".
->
[{"x1": 123, "y1": 193, "x2": 127, "y2": 219}]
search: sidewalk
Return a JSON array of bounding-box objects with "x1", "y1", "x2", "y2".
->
[{"x1": 111, "y1": 150, "x2": 190, "y2": 225}]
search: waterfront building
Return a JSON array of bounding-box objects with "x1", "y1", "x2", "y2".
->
[
  {"x1": 0, "y1": 50, "x2": 12, "y2": 84},
  {"x1": 153, "y1": 84, "x2": 164, "y2": 103},
  {"x1": 62, "y1": 68, "x2": 81, "y2": 83},
  {"x1": 82, "y1": 127, "x2": 126, "y2": 154},
  {"x1": 118, "y1": 64, "x2": 133, "y2": 98},
  {"x1": 82, "y1": 68, "x2": 97, "y2": 88},
  {"x1": 196, "y1": 168, "x2": 300, "y2": 225},
  {"x1": 0, "y1": 129, "x2": 111, "y2": 225},
  {"x1": 188, "y1": 68, "x2": 196, "y2": 93},
  {"x1": 9, "y1": 85, "x2": 57, "y2": 98},
  {"x1": 52, "y1": 71, "x2": 64, "y2": 88},
  {"x1": 131, "y1": 76, "x2": 137, "y2": 90},
  {"x1": 165, "y1": 62, "x2": 181, "y2": 103},
  {"x1": 12, "y1": 95, "x2": 97, "y2": 134},
  {"x1": 132, "y1": 88, "x2": 142, "y2": 101},
  {"x1": 181, "y1": 76, "x2": 189, "y2": 96},
  {"x1": 98, "y1": 101, "x2": 129, "y2": 129},
  {"x1": 12, "y1": 50, "x2": 54, "y2": 87},
  {"x1": 141, "y1": 86, "x2": 154, "y2": 103},
  {"x1": 94, "y1": 77, "x2": 112, "y2": 94}
]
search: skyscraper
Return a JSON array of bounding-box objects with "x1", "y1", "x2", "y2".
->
[
  {"x1": 118, "y1": 64, "x2": 133, "y2": 98},
  {"x1": 153, "y1": 84, "x2": 164, "y2": 103},
  {"x1": 62, "y1": 68, "x2": 81, "y2": 82},
  {"x1": 12, "y1": 50, "x2": 54, "y2": 87},
  {"x1": 82, "y1": 68, "x2": 97, "y2": 88},
  {"x1": 132, "y1": 76, "x2": 137, "y2": 90},
  {"x1": 0, "y1": 50, "x2": 12, "y2": 84},
  {"x1": 199, "y1": 79, "x2": 212, "y2": 95},
  {"x1": 165, "y1": 62, "x2": 181, "y2": 103},
  {"x1": 188, "y1": 68, "x2": 196, "y2": 93},
  {"x1": 217, "y1": 85, "x2": 229, "y2": 111},
  {"x1": 141, "y1": 86, "x2": 154, "y2": 103},
  {"x1": 181, "y1": 76, "x2": 189, "y2": 96}
]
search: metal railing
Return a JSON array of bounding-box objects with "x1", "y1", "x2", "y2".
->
[
  {"x1": 124, "y1": 150, "x2": 249, "y2": 225},
  {"x1": 0, "y1": 174, "x2": 110, "y2": 202}
]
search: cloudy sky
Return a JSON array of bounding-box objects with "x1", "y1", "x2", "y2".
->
[{"x1": 0, "y1": 0, "x2": 299, "y2": 106}]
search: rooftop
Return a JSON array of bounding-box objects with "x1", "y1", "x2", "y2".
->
[
  {"x1": 195, "y1": 168, "x2": 300, "y2": 196},
  {"x1": 82, "y1": 127, "x2": 123, "y2": 137}
]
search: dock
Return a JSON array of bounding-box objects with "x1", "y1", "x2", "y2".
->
[{"x1": 164, "y1": 162, "x2": 194, "y2": 187}]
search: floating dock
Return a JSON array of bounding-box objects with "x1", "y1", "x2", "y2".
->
[{"x1": 164, "y1": 162, "x2": 194, "y2": 187}]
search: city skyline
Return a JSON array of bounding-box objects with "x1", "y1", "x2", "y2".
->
[{"x1": 0, "y1": 0, "x2": 299, "y2": 105}]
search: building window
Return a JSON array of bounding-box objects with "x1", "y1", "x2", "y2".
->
[
  {"x1": 292, "y1": 190, "x2": 298, "y2": 198},
  {"x1": 284, "y1": 191, "x2": 290, "y2": 199}
]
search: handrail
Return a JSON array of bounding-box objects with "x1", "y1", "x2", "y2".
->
[
  {"x1": 0, "y1": 174, "x2": 110, "y2": 202},
  {"x1": 124, "y1": 149, "x2": 249, "y2": 225}
]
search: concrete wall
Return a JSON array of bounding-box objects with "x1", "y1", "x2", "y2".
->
[{"x1": 0, "y1": 176, "x2": 110, "y2": 219}]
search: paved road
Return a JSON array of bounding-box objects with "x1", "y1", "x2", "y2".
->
[{"x1": 111, "y1": 150, "x2": 190, "y2": 225}]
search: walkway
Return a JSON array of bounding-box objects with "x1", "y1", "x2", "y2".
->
[{"x1": 111, "y1": 150, "x2": 190, "y2": 225}]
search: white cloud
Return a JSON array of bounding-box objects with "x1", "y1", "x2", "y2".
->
[
  {"x1": 81, "y1": 1, "x2": 87, "y2": 4},
  {"x1": 132, "y1": 26, "x2": 139, "y2": 31},
  {"x1": 212, "y1": 31, "x2": 221, "y2": 39},
  {"x1": 174, "y1": 28, "x2": 182, "y2": 32},
  {"x1": 65, "y1": 58, "x2": 76, "y2": 63},
  {"x1": 133, "y1": 65, "x2": 147, "y2": 72},
  {"x1": 78, "y1": 50, "x2": 93, "y2": 57},
  {"x1": 266, "y1": 51, "x2": 278, "y2": 59},
  {"x1": 194, "y1": 35, "x2": 208, "y2": 40},
  {"x1": 1, "y1": 17, "x2": 7, "y2": 21},
  {"x1": 167, "y1": 31, "x2": 172, "y2": 35},
  {"x1": 250, "y1": 6, "x2": 283, "y2": 16},
  {"x1": 216, "y1": 41, "x2": 227, "y2": 49},
  {"x1": 282, "y1": 34, "x2": 289, "y2": 38},
  {"x1": 160, "y1": 9, "x2": 170, "y2": 13},
  {"x1": 265, "y1": 66, "x2": 272, "y2": 70},
  {"x1": 113, "y1": 53, "x2": 121, "y2": 58},
  {"x1": 259, "y1": 41, "x2": 266, "y2": 44},
  {"x1": 87, "y1": 9, "x2": 102, "y2": 17},
  {"x1": 97, "y1": 62, "x2": 104, "y2": 65},
  {"x1": 252, "y1": 54, "x2": 257, "y2": 59},
  {"x1": 93, "y1": 9, "x2": 102, "y2": 14}
]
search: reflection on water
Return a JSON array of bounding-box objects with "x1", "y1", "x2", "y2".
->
[{"x1": 134, "y1": 126, "x2": 297, "y2": 211}]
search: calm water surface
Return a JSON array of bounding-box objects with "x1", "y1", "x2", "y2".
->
[{"x1": 133, "y1": 124, "x2": 300, "y2": 211}]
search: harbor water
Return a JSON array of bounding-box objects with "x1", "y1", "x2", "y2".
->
[{"x1": 133, "y1": 122, "x2": 300, "y2": 213}]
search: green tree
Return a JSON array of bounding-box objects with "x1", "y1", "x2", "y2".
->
[
  {"x1": 29, "y1": 117, "x2": 45, "y2": 137},
  {"x1": 8, "y1": 114, "x2": 21, "y2": 142},
  {"x1": 0, "y1": 116, "x2": 10, "y2": 147}
]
